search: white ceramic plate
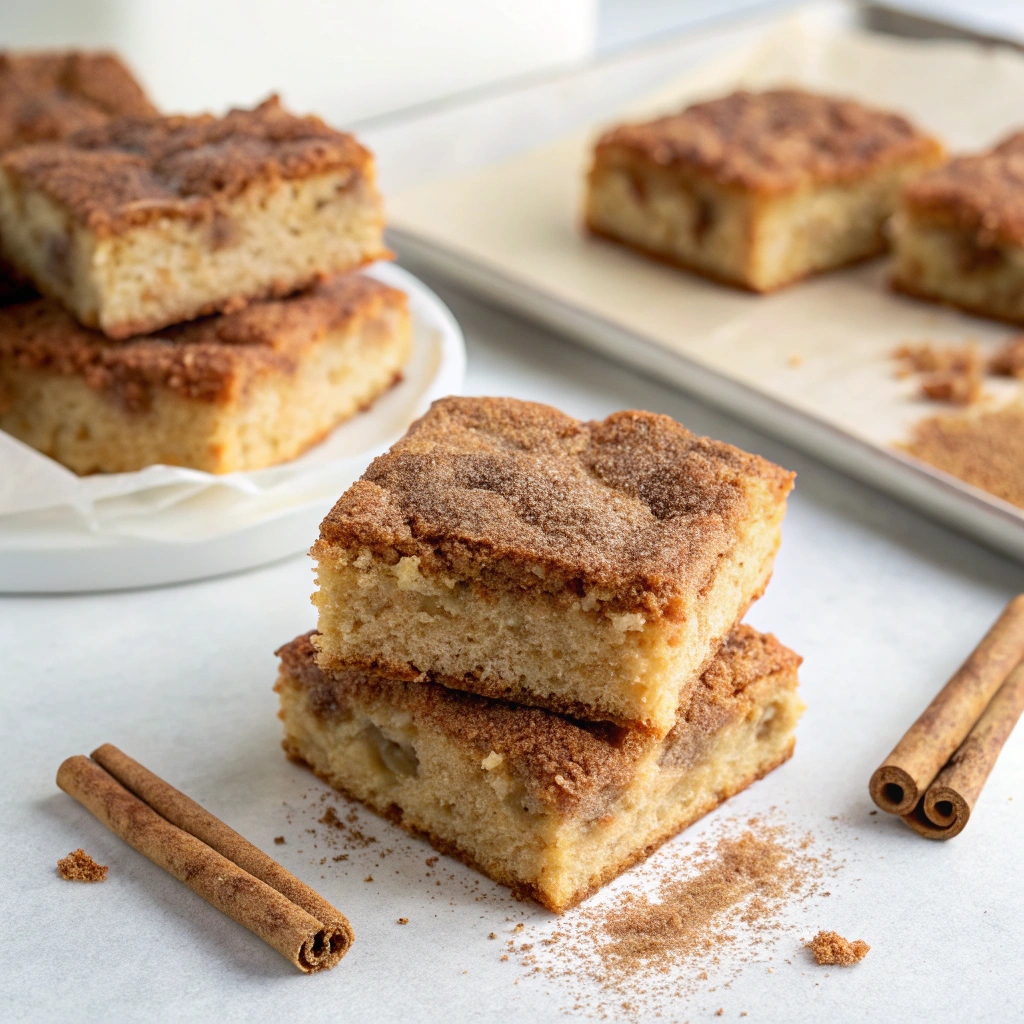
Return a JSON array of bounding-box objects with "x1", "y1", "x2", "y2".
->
[{"x1": 0, "y1": 263, "x2": 465, "y2": 592}]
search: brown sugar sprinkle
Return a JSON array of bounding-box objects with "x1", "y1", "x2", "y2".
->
[
  {"x1": 57, "y1": 848, "x2": 107, "y2": 882},
  {"x1": 807, "y1": 931, "x2": 869, "y2": 966},
  {"x1": 901, "y1": 402, "x2": 1024, "y2": 509}
]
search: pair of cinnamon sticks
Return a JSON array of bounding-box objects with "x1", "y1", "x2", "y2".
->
[
  {"x1": 57, "y1": 744, "x2": 353, "y2": 972},
  {"x1": 869, "y1": 595, "x2": 1024, "y2": 838}
]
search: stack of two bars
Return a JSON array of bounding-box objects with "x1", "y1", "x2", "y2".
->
[
  {"x1": 276, "y1": 395, "x2": 803, "y2": 912},
  {"x1": 0, "y1": 55, "x2": 410, "y2": 474}
]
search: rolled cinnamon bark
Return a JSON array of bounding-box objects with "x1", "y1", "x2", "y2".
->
[
  {"x1": 869, "y1": 595, "x2": 1024, "y2": 816},
  {"x1": 56, "y1": 753, "x2": 352, "y2": 972},
  {"x1": 903, "y1": 661, "x2": 1024, "y2": 839}
]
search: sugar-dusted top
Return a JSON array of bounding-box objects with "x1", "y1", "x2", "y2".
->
[
  {"x1": 595, "y1": 89, "x2": 942, "y2": 193},
  {"x1": 277, "y1": 625, "x2": 800, "y2": 819},
  {"x1": 0, "y1": 274, "x2": 404, "y2": 411},
  {"x1": 0, "y1": 50, "x2": 157, "y2": 153},
  {"x1": 1, "y1": 96, "x2": 373, "y2": 236},
  {"x1": 318, "y1": 396, "x2": 794, "y2": 615},
  {"x1": 901, "y1": 132, "x2": 1024, "y2": 245}
]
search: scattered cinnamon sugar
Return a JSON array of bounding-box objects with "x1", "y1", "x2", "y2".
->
[
  {"x1": 807, "y1": 930, "x2": 869, "y2": 966},
  {"x1": 518, "y1": 818, "x2": 838, "y2": 1018},
  {"x1": 988, "y1": 335, "x2": 1024, "y2": 377},
  {"x1": 57, "y1": 848, "x2": 107, "y2": 882},
  {"x1": 901, "y1": 402, "x2": 1024, "y2": 508},
  {"x1": 892, "y1": 342, "x2": 984, "y2": 405}
]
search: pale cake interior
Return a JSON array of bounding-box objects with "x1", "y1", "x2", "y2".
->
[
  {"x1": 311, "y1": 502, "x2": 784, "y2": 736},
  {"x1": 586, "y1": 157, "x2": 937, "y2": 292},
  {"x1": 0, "y1": 170, "x2": 386, "y2": 338},
  {"x1": 276, "y1": 640, "x2": 802, "y2": 914},
  {"x1": 0, "y1": 299, "x2": 410, "y2": 474},
  {"x1": 891, "y1": 214, "x2": 1024, "y2": 324}
]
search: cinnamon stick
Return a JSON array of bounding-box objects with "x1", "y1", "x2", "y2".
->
[
  {"x1": 869, "y1": 595, "x2": 1024, "y2": 816},
  {"x1": 56, "y1": 751, "x2": 353, "y2": 972},
  {"x1": 903, "y1": 660, "x2": 1024, "y2": 839}
]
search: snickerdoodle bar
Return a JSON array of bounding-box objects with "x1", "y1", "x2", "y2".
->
[
  {"x1": 0, "y1": 49, "x2": 157, "y2": 306},
  {"x1": 0, "y1": 97, "x2": 388, "y2": 338},
  {"x1": 310, "y1": 396, "x2": 794, "y2": 736},
  {"x1": 0, "y1": 273, "x2": 409, "y2": 474},
  {"x1": 585, "y1": 89, "x2": 944, "y2": 292},
  {"x1": 892, "y1": 132, "x2": 1024, "y2": 324},
  {"x1": 276, "y1": 625, "x2": 803, "y2": 913}
]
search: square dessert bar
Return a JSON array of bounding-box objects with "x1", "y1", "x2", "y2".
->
[
  {"x1": 0, "y1": 273, "x2": 410, "y2": 474},
  {"x1": 276, "y1": 625, "x2": 803, "y2": 913},
  {"x1": 311, "y1": 396, "x2": 794, "y2": 736},
  {"x1": 0, "y1": 96, "x2": 388, "y2": 338},
  {"x1": 585, "y1": 89, "x2": 944, "y2": 293},
  {"x1": 0, "y1": 49, "x2": 158, "y2": 306},
  {"x1": 892, "y1": 133, "x2": 1024, "y2": 324}
]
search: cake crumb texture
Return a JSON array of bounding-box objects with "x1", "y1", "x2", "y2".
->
[
  {"x1": 57, "y1": 848, "x2": 108, "y2": 882},
  {"x1": 2, "y1": 95, "x2": 372, "y2": 236},
  {"x1": 807, "y1": 930, "x2": 869, "y2": 966}
]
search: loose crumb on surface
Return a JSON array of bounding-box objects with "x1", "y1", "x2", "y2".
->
[
  {"x1": 807, "y1": 931, "x2": 870, "y2": 966},
  {"x1": 273, "y1": 836, "x2": 285, "y2": 845},
  {"x1": 57, "y1": 848, "x2": 107, "y2": 882},
  {"x1": 364, "y1": 875, "x2": 374, "y2": 883},
  {"x1": 892, "y1": 341, "x2": 984, "y2": 405},
  {"x1": 397, "y1": 918, "x2": 409, "y2": 925}
]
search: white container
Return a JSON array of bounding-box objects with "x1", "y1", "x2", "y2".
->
[{"x1": 0, "y1": 0, "x2": 597, "y2": 122}]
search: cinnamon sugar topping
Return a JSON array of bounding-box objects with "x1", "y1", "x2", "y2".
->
[
  {"x1": 318, "y1": 396, "x2": 794, "y2": 616},
  {"x1": 596, "y1": 89, "x2": 940, "y2": 193},
  {"x1": 0, "y1": 274, "x2": 403, "y2": 411}
]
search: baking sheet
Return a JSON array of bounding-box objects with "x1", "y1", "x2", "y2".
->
[{"x1": 387, "y1": 17, "x2": 1024, "y2": 561}]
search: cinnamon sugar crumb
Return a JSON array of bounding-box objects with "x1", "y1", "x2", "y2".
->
[
  {"x1": 807, "y1": 931, "x2": 869, "y2": 966},
  {"x1": 397, "y1": 918, "x2": 408, "y2": 925},
  {"x1": 273, "y1": 836, "x2": 285, "y2": 845},
  {"x1": 57, "y1": 848, "x2": 107, "y2": 882},
  {"x1": 892, "y1": 342, "x2": 983, "y2": 405}
]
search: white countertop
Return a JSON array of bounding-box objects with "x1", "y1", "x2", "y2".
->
[{"x1": 3, "y1": 272, "x2": 1024, "y2": 1023}]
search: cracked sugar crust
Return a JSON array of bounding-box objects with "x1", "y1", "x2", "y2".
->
[
  {"x1": 901, "y1": 132, "x2": 1024, "y2": 245},
  {"x1": 276, "y1": 625, "x2": 800, "y2": 818},
  {"x1": 1, "y1": 96, "x2": 373, "y2": 237},
  {"x1": 0, "y1": 273, "x2": 403, "y2": 411},
  {"x1": 317, "y1": 396, "x2": 794, "y2": 615},
  {"x1": 0, "y1": 50, "x2": 157, "y2": 153},
  {"x1": 595, "y1": 89, "x2": 942, "y2": 194}
]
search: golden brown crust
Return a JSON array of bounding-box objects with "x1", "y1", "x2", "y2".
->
[
  {"x1": 594, "y1": 89, "x2": 943, "y2": 195},
  {"x1": 275, "y1": 625, "x2": 800, "y2": 820},
  {"x1": 0, "y1": 50, "x2": 156, "y2": 153},
  {"x1": 0, "y1": 273, "x2": 405, "y2": 411},
  {"x1": 282, "y1": 733, "x2": 795, "y2": 914},
  {"x1": 316, "y1": 396, "x2": 794, "y2": 616},
  {"x1": 1, "y1": 96, "x2": 372, "y2": 237},
  {"x1": 901, "y1": 133, "x2": 1024, "y2": 247}
]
